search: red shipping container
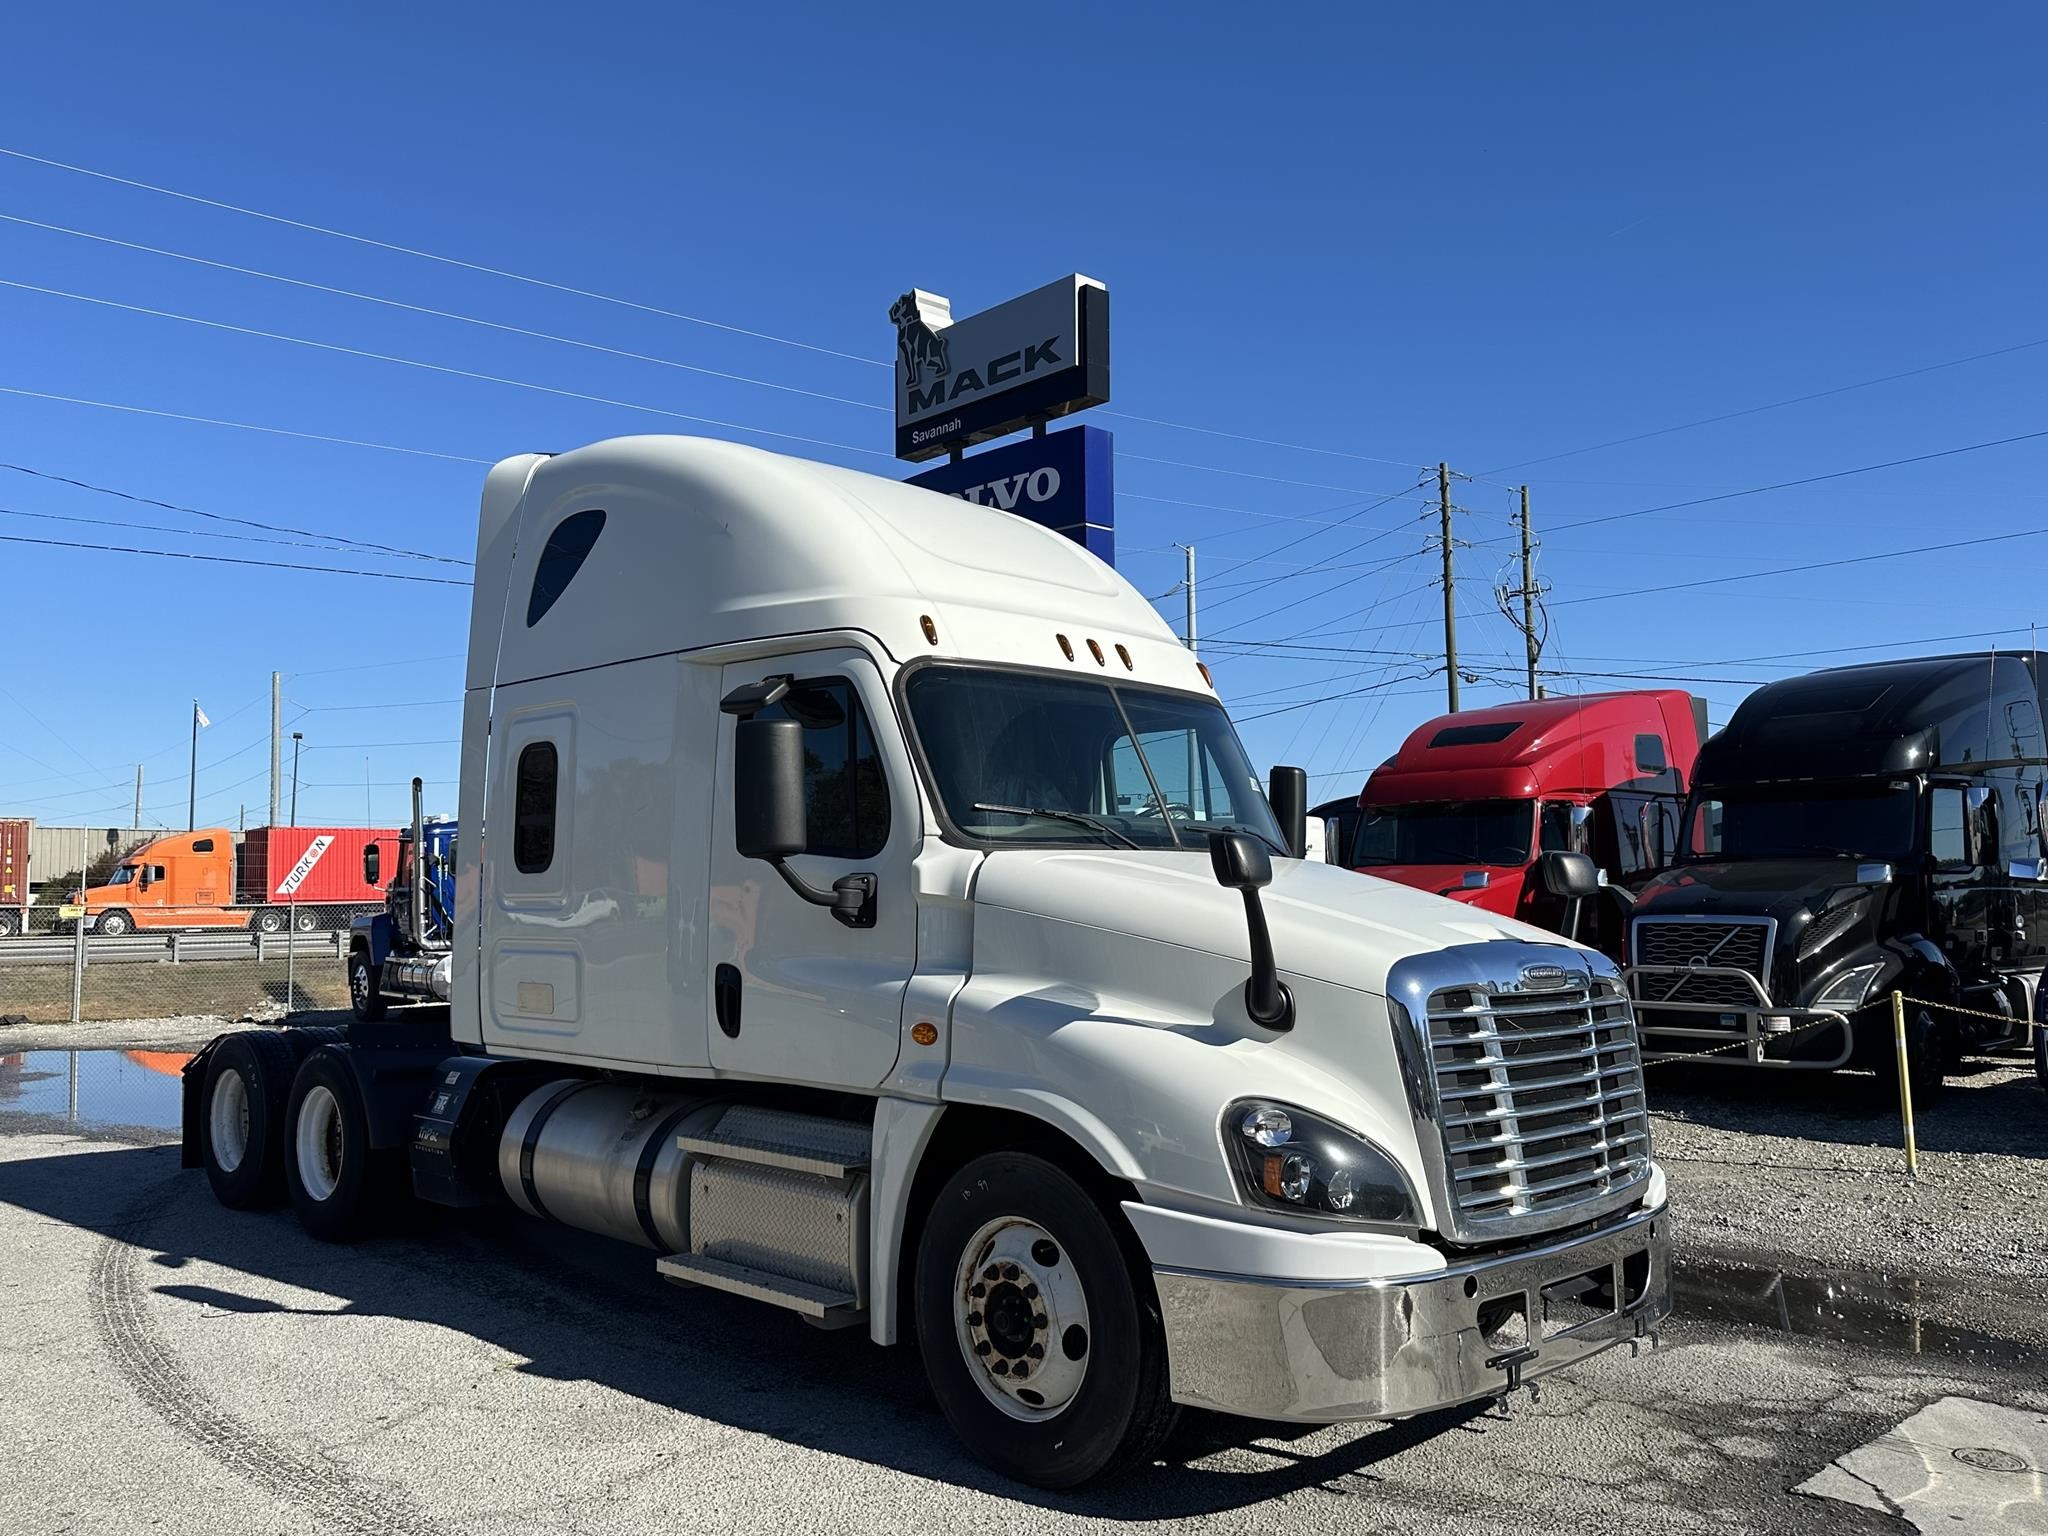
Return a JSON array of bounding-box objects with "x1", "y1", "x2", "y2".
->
[{"x1": 236, "y1": 826, "x2": 398, "y2": 907}]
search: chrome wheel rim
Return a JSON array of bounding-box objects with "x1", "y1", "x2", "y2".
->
[
  {"x1": 952, "y1": 1216, "x2": 1091, "y2": 1421},
  {"x1": 295, "y1": 1085, "x2": 344, "y2": 1201},
  {"x1": 208, "y1": 1068, "x2": 250, "y2": 1174}
]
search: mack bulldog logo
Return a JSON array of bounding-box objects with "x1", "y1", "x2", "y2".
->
[{"x1": 890, "y1": 291, "x2": 951, "y2": 390}]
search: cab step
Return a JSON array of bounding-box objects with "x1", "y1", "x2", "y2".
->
[
  {"x1": 677, "y1": 1105, "x2": 870, "y2": 1179},
  {"x1": 656, "y1": 1252, "x2": 861, "y2": 1324}
]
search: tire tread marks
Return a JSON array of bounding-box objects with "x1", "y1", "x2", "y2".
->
[{"x1": 88, "y1": 1179, "x2": 444, "y2": 1536}]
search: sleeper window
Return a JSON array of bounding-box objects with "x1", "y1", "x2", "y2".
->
[
  {"x1": 754, "y1": 680, "x2": 888, "y2": 859},
  {"x1": 526, "y1": 509, "x2": 607, "y2": 627},
  {"x1": 1929, "y1": 787, "x2": 1968, "y2": 867},
  {"x1": 192, "y1": 838, "x2": 215, "y2": 853},
  {"x1": 514, "y1": 742, "x2": 559, "y2": 873}
]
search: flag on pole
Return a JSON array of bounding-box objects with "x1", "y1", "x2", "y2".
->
[{"x1": 194, "y1": 701, "x2": 210, "y2": 729}]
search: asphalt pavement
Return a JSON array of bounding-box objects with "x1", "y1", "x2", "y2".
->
[{"x1": 4, "y1": 1111, "x2": 2044, "y2": 1535}]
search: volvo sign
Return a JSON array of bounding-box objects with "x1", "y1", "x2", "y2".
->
[
  {"x1": 891, "y1": 275, "x2": 1109, "y2": 461},
  {"x1": 906, "y1": 426, "x2": 1114, "y2": 562}
]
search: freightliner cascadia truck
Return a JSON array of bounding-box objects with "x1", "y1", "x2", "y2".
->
[
  {"x1": 1347, "y1": 691, "x2": 1706, "y2": 958},
  {"x1": 180, "y1": 436, "x2": 1670, "y2": 1486}
]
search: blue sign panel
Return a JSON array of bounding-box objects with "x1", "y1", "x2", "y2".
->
[{"x1": 904, "y1": 425, "x2": 1114, "y2": 566}]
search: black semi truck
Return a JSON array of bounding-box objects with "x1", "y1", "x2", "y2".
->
[{"x1": 1623, "y1": 651, "x2": 2047, "y2": 1098}]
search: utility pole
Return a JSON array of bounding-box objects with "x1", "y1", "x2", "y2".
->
[
  {"x1": 1181, "y1": 545, "x2": 1198, "y2": 655},
  {"x1": 188, "y1": 701, "x2": 199, "y2": 831},
  {"x1": 290, "y1": 732, "x2": 304, "y2": 827},
  {"x1": 1181, "y1": 545, "x2": 1200, "y2": 811},
  {"x1": 1438, "y1": 463, "x2": 1458, "y2": 713},
  {"x1": 132, "y1": 764, "x2": 143, "y2": 828},
  {"x1": 269, "y1": 671, "x2": 282, "y2": 828},
  {"x1": 1520, "y1": 486, "x2": 1539, "y2": 700}
]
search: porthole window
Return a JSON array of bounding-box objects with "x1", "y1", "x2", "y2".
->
[
  {"x1": 526, "y1": 509, "x2": 607, "y2": 627},
  {"x1": 514, "y1": 742, "x2": 559, "y2": 873}
]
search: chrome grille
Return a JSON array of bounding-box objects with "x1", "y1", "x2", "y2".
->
[
  {"x1": 1629, "y1": 917, "x2": 1775, "y2": 1009},
  {"x1": 1424, "y1": 975, "x2": 1651, "y2": 1237}
]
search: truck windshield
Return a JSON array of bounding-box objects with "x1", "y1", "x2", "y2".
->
[
  {"x1": 103, "y1": 864, "x2": 137, "y2": 886},
  {"x1": 1353, "y1": 800, "x2": 1534, "y2": 868},
  {"x1": 902, "y1": 665, "x2": 1284, "y2": 851},
  {"x1": 1685, "y1": 781, "x2": 1918, "y2": 862}
]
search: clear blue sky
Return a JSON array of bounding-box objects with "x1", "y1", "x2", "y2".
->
[{"x1": 2, "y1": 3, "x2": 2043, "y2": 831}]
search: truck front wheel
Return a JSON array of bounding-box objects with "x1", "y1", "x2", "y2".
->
[
  {"x1": 914, "y1": 1151, "x2": 1178, "y2": 1488},
  {"x1": 349, "y1": 948, "x2": 387, "y2": 1022},
  {"x1": 94, "y1": 910, "x2": 133, "y2": 937},
  {"x1": 200, "y1": 1032, "x2": 296, "y2": 1208},
  {"x1": 1882, "y1": 1004, "x2": 1949, "y2": 1105}
]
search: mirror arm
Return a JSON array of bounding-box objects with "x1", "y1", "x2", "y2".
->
[
  {"x1": 1236, "y1": 888, "x2": 1294, "y2": 1031},
  {"x1": 768, "y1": 858, "x2": 877, "y2": 929}
]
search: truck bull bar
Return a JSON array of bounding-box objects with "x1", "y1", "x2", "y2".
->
[{"x1": 1624, "y1": 963, "x2": 1854, "y2": 1069}]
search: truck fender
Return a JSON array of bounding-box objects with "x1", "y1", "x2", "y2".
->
[
  {"x1": 1883, "y1": 934, "x2": 1958, "y2": 1001},
  {"x1": 316, "y1": 1040, "x2": 463, "y2": 1151},
  {"x1": 351, "y1": 912, "x2": 394, "y2": 969},
  {"x1": 867, "y1": 1097, "x2": 946, "y2": 1347}
]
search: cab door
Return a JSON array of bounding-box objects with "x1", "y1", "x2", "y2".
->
[
  {"x1": 707, "y1": 649, "x2": 919, "y2": 1089},
  {"x1": 1927, "y1": 782, "x2": 1993, "y2": 976}
]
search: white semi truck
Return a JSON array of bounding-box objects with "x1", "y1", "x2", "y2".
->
[{"x1": 181, "y1": 435, "x2": 1671, "y2": 1487}]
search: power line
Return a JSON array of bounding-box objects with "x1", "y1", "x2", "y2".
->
[
  {"x1": 1549, "y1": 527, "x2": 2048, "y2": 608},
  {"x1": 0, "y1": 383, "x2": 492, "y2": 464},
  {"x1": 1093, "y1": 409, "x2": 1428, "y2": 469},
  {"x1": 0, "y1": 145, "x2": 884, "y2": 367},
  {"x1": 0, "y1": 463, "x2": 469, "y2": 565},
  {"x1": 1547, "y1": 427, "x2": 2048, "y2": 533},
  {"x1": 0, "y1": 528, "x2": 472, "y2": 585},
  {"x1": 0, "y1": 211, "x2": 889, "y2": 415},
  {"x1": 1484, "y1": 336, "x2": 2048, "y2": 475}
]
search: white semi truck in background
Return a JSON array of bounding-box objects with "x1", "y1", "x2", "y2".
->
[{"x1": 181, "y1": 436, "x2": 1670, "y2": 1487}]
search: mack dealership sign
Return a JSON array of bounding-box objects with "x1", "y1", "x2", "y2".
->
[
  {"x1": 890, "y1": 275, "x2": 1109, "y2": 461},
  {"x1": 906, "y1": 426, "x2": 1114, "y2": 563}
]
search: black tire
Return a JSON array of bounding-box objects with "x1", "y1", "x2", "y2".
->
[
  {"x1": 284, "y1": 1048, "x2": 398, "y2": 1242},
  {"x1": 95, "y1": 909, "x2": 133, "y2": 938},
  {"x1": 199, "y1": 1032, "x2": 296, "y2": 1209},
  {"x1": 0, "y1": 909, "x2": 18, "y2": 937},
  {"x1": 914, "y1": 1151, "x2": 1178, "y2": 1488},
  {"x1": 1881, "y1": 1004, "x2": 1949, "y2": 1105},
  {"x1": 349, "y1": 947, "x2": 388, "y2": 1022},
  {"x1": 2033, "y1": 984, "x2": 2047, "y2": 1092},
  {"x1": 252, "y1": 908, "x2": 286, "y2": 935}
]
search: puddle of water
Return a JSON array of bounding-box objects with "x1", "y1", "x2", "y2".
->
[
  {"x1": 1675, "y1": 1255, "x2": 2019, "y2": 1358},
  {"x1": 0, "y1": 1049, "x2": 188, "y2": 1132}
]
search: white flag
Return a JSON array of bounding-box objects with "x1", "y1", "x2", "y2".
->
[{"x1": 193, "y1": 702, "x2": 210, "y2": 729}]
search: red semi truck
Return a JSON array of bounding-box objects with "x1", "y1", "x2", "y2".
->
[
  {"x1": 1342, "y1": 691, "x2": 1707, "y2": 956},
  {"x1": 69, "y1": 825, "x2": 396, "y2": 935}
]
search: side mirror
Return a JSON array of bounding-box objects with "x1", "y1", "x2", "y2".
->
[
  {"x1": 137, "y1": 871, "x2": 152, "y2": 891},
  {"x1": 732, "y1": 714, "x2": 876, "y2": 929},
  {"x1": 1461, "y1": 870, "x2": 1490, "y2": 890},
  {"x1": 1267, "y1": 765, "x2": 1308, "y2": 860},
  {"x1": 1208, "y1": 831, "x2": 1291, "y2": 1031},
  {"x1": 1856, "y1": 861, "x2": 1894, "y2": 885},
  {"x1": 1538, "y1": 850, "x2": 1600, "y2": 899},
  {"x1": 1209, "y1": 829, "x2": 1273, "y2": 891},
  {"x1": 734, "y1": 717, "x2": 808, "y2": 861},
  {"x1": 2010, "y1": 859, "x2": 2043, "y2": 882},
  {"x1": 364, "y1": 843, "x2": 381, "y2": 887}
]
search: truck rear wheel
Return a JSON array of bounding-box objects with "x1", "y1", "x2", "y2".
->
[
  {"x1": 291, "y1": 907, "x2": 318, "y2": 932},
  {"x1": 200, "y1": 1032, "x2": 296, "y2": 1208},
  {"x1": 349, "y1": 948, "x2": 387, "y2": 1022},
  {"x1": 914, "y1": 1151, "x2": 1177, "y2": 1488},
  {"x1": 252, "y1": 908, "x2": 286, "y2": 935},
  {"x1": 285, "y1": 1049, "x2": 398, "y2": 1241}
]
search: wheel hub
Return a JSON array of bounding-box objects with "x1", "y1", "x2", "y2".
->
[{"x1": 953, "y1": 1217, "x2": 1090, "y2": 1420}]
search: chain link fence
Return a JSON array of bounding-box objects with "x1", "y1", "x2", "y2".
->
[{"x1": 0, "y1": 895, "x2": 358, "y2": 1024}]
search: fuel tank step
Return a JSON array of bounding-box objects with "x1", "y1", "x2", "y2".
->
[
  {"x1": 656, "y1": 1252, "x2": 860, "y2": 1323},
  {"x1": 676, "y1": 1105, "x2": 871, "y2": 1179}
]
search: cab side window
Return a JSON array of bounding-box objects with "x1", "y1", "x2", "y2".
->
[
  {"x1": 1929, "y1": 786, "x2": 1969, "y2": 868},
  {"x1": 755, "y1": 679, "x2": 888, "y2": 859},
  {"x1": 514, "y1": 742, "x2": 559, "y2": 874}
]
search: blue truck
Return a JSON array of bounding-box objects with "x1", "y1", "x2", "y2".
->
[{"x1": 348, "y1": 778, "x2": 456, "y2": 1021}]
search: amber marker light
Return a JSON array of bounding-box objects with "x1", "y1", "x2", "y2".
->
[{"x1": 911, "y1": 1021, "x2": 939, "y2": 1046}]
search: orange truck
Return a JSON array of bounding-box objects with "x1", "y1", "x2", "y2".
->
[{"x1": 68, "y1": 825, "x2": 395, "y2": 936}]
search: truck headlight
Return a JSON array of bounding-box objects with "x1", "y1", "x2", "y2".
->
[
  {"x1": 1815, "y1": 961, "x2": 1886, "y2": 1009},
  {"x1": 1225, "y1": 1101, "x2": 1419, "y2": 1224}
]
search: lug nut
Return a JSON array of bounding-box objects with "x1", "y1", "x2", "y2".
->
[
  {"x1": 974, "y1": 1340, "x2": 991, "y2": 1356},
  {"x1": 966, "y1": 1311, "x2": 982, "y2": 1326},
  {"x1": 969, "y1": 1282, "x2": 986, "y2": 1299},
  {"x1": 993, "y1": 1360, "x2": 1010, "y2": 1376},
  {"x1": 1011, "y1": 1363, "x2": 1029, "y2": 1379},
  {"x1": 1001, "y1": 1264, "x2": 1020, "y2": 1281},
  {"x1": 983, "y1": 1266, "x2": 1000, "y2": 1282},
  {"x1": 1022, "y1": 1283, "x2": 1039, "y2": 1300},
  {"x1": 1032, "y1": 1313, "x2": 1048, "y2": 1329},
  {"x1": 1027, "y1": 1343, "x2": 1045, "y2": 1359}
]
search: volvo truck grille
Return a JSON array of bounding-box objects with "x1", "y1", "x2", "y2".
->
[
  {"x1": 1629, "y1": 917, "x2": 1775, "y2": 1009},
  {"x1": 1389, "y1": 944, "x2": 1653, "y2": 1244}
]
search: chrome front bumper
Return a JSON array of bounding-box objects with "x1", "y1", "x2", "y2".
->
[{"x1": 1153, "y1": 1202, "x2": 1671, "y2": 1422}]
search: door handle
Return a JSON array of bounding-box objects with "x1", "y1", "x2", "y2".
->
[{"x1": 715, "y1": 963, "x2": 742, "y2": 1038}]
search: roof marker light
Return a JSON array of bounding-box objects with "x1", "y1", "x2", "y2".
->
[
  {"x1": 1115, "y1": 643, "x2": 1133, "y2": 671},
  {"x1": 1087, "y1": 639, "x2": 1106, "y2": 666},
  {"x1": 1057, "y1": 634, "x2": 1075, "y2": 661},
  {"x1": 920, "y1": 614, "x2": 938, "y2": 645}
]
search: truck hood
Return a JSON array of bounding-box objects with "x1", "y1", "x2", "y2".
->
[
  {"x1": 1347, "y1": 862, "x2": 1522, "y2": 913},
  {"x1": 1633, "y1": 858, "x2": 1889, "y2": 927},
  {"x1": 972, "y1": 847, "x2": 1558, "y2": 996}
]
